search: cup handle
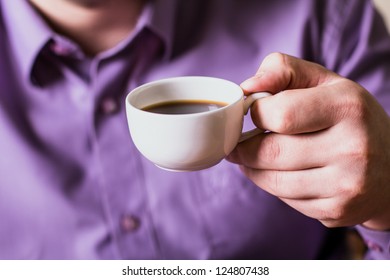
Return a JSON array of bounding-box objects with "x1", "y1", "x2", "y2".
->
[{"x1": 238, "y1": 92, "x2": 272, "y2": 143}]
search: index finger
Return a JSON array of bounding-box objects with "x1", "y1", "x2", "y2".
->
[
  {"x1": 242, "y1": 53, "x2": 363, "y2": 134},
  {"x1": 250, "y1": 85, "x2": 345, "y2": 134},
  {"x1": 241, "y1": 52, "x2": 338, "y2": 94}
]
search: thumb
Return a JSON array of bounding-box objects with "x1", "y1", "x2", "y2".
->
[{"x1": 241, "y1": 52, "x2": 337, "y2": 94}]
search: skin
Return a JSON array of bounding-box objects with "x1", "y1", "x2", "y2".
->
[
  {"x1": 28, "y1": 0, "x2": 146, "y2": 56},
  {"x1": 227, "y1": 53, "x2": 390, "y2": 231}
]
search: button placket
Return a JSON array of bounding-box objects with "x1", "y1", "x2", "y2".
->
[{"x1": 365, "y1": 239, "x2": 384, "y2": 253}]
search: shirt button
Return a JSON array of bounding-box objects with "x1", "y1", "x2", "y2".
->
[
  {"x1": 365, "y1": 239, "x2": 383, "y2": 253},
  {"x1": 100, "y1": 98, "x2": 119, "y2": 114},
  {"x1": 120, "y1": 215, "x2": 140, "y2": 233},
  {"x1": 50, "y1": 41, "x2": 72, "y2": 56}
]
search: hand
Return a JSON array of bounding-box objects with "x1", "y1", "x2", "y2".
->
[{"x1": 227, "y1": 53, "x2": 390, "y2": 230}]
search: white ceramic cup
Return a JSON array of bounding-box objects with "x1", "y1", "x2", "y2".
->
[{"x1": 125, "y1": 76, "x2": 270, "y2": 171}]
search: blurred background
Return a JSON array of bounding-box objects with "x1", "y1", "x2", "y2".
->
[{"x1": 374, "y1": 0, "x2": 390, "y2": 31}]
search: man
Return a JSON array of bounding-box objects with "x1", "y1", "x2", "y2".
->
[{"x1": 0, "y1": 0, "x2": 389, "y2": 259}]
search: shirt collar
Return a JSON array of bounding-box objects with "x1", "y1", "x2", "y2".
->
[
  {"x1": 1, "y1": 0, "x2": 53, "y2": 84},
  {"x1": 0, "y1": 0, "x2": 177, "y2": 84},
  {"x1": 147, "y1": 0, "x2": 178, "y2": 60}
]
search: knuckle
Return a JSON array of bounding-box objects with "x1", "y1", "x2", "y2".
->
[
  {"x1": 272, "y1": 100, "x2": 298, "y2": 133},
  {"x1": 337, "y1": 174, "x2": 364, "y2": 207},
  {"x1": 338, "y1": 79, "x2": 370, "y2": 120},
  {"x1": 258, "y1": 134, "x2": 283, "y2": 163},
  {"x1": 320, "y1": 219, "x2": 343, "y2": 228},
  {"x1": 263, "y1": 52, "x2": 288, "y2": 66},
  {"x1": 345, "y1": 136, "x2": 368, "y2": 156},
  {"x1": 320, "y1": 208, "x2": 357, "y2": 228},
  {"x1": 321, "y1": 182, "x2": 366, "y2": 227},
  {"x1": 328, "y1": 206, "x2": 346, "y2": 221},
  {"x1": 340, "y1": 139, "x2": 370, "y2": 187},
  {"x1": 262, "y1": 52, "x2": 294, "y2": 77},
  {"x1": 319, "y1": 205, "x2": 348, "y2": 227}
]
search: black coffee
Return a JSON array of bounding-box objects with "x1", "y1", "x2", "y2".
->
[{"x1": 142, "y1": 100, "x2": 227, "y2": 114}]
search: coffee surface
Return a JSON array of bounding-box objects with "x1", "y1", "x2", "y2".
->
[{"x1": 142, "y1": 100, "x2": 227, "y2": 114}]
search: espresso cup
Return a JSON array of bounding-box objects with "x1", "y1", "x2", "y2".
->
[{"x1": 125, "y1": 76, "x2": 270, "y2": 171}]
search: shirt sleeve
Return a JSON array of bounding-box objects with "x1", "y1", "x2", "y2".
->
[{"x1": 355, "y1": 225, "x2": 390, "y2": 259}]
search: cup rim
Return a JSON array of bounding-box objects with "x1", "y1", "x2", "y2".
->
[{"x1": 126, "y1": 76, "x2": 243, "y2": 117}]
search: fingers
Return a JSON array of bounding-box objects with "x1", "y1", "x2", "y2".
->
[
  {"x1": 231, "y1": 53, "x2": 390, "y2": 229},
  {"x1": 240, "y1": 165, "x2": 337, "y2": 199},
  {"x1": 227, "y1": 121, "x2": 365, "y2": 179},
  {"x1": 280, "y1": 197, "x2": 363, "y2": 227},
  {"x1": 241, "y1": 52, "x2": 337, "y2": 94},
  {"x1": 240, "y1": 53, "x2": 364, "y2": 134},
  {"x1": 228, "y1": 131, "x2": 332, "y2": 171},
  {"x1": 249, "y1": 81, "x2": 361, "y2": 134}
]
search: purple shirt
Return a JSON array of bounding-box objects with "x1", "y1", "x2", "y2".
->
[{"x1": 1, "y1": 0, "x2": 390, "y2": 259}]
